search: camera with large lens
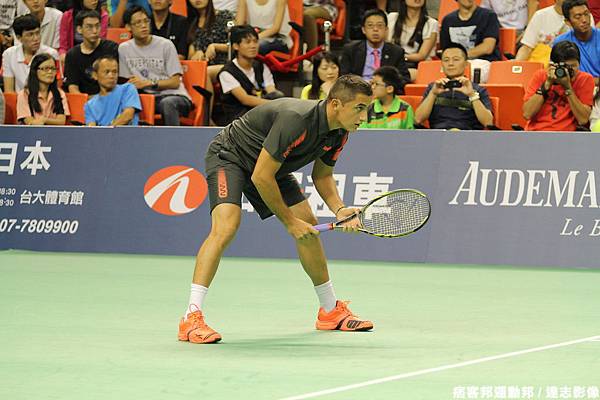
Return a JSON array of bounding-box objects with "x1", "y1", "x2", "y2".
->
[
  {"x1": 554, "y1": 62, "x2": 574, "y2": 79},
  {"x1": 444, "y1": 79, "x2": 462, "y2": 89}
]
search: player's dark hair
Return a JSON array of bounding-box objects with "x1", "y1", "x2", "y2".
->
[
  {"x1": 92, "y1": 56, "x2": 118, "y2": 72},
  {"x1": 562, "y1": 0, "x2": 589, "y2": 21},
  {"x1": 230, "y1": 24, "x2": 259, "y2": 45},
  {"x1": 12, "y1": 14, "x2": 40, "y2": 36},
  {"x1": 75, "y1": 9, "x2": 100, "y2": 27},
  {"x1": 26, "y1": 53, "x2": 64, "y2": 116},
  {"x1": 362, "y1": 8, "x2": 388, "y2": 27},
  {"x1": 373, "y1": 66, "x2": 404, "y2": 96},
  {"x1": 551, "y1": 40, "x2": 580, "y2": 63},
  {"x1": 441, "y1": 43, "x2": 468, "y2": 60},
  {"x1": 308, "y1": 52, "x2": 340, "y2": 100},
  {"x1": 327, "y1": 74, "x2": 373, "y2": 104},
  {"x1": 123, "y1": 5, "x2": 149, "y2": 26}
]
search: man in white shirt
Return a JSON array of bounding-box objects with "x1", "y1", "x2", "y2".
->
[
  {"x1": 20, "y1": 0, "x2": 61, "y2": 49},
  {"x1": 2, "y1": 13, "x2": 58, "y2": 92},
  {"x1": 118, "y1": 6, "x2": 192, "y2": 126},
  {"x1": 516, "y1": 0, "x2": 595, "y2": 65}
]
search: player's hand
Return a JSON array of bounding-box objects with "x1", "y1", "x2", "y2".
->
[
  {"x1": 336, "y1": 207, "x2": 361, "y2": 233},
  {"x1": 431, "y1": 78, "x2": 449, "y2": 96},
  {"x1": 286, "y1": 218, "x2": 319, "y2": 240}
]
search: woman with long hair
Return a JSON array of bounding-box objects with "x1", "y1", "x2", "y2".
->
[
  {"x1": 388, "y1": 0, "x2": 438, "y2": 81},
  {"x1": 300, "y1": 51, "x2": 339, "y2": 100},
  {"x1": 17, "y1": 53, "x2": 70, "y2": 125},
  {"x1": 59, "y1": 0, "x2": 109, "y2": 58}
]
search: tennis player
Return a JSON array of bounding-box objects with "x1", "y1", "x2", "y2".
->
[{"x1": 179, "y1": 75, "x2": 374, "y2": 344}]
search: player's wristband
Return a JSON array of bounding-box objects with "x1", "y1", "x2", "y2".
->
[{"x1": 334, "y1": 205, "x2": 346, "y2": 217}]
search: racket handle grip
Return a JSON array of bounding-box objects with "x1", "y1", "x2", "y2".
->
[{"x1": 313, "y1": 223, "x2": 333, "y2": 232}]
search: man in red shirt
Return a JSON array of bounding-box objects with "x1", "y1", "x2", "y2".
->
[{"x1": 523, "y1": 40, "x2": 594, "y2": 131}]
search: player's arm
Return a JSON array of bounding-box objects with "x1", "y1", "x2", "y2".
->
[
  {"x1": 251, "y1": 148, "x2": 318, "y2": 240},
  {"x1": 311, "y1": 159, "x2": 360, "y2": 228}
]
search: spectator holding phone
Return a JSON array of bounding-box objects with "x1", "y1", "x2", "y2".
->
[{"x1": 415, "y1": 43, "x2": 493, "y2": 130}]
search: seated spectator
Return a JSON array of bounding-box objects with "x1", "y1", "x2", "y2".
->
[
  {"x1": 523, "y1": 40, "x2": 594, "y2": 131},
  {"x1": 85, "y1": 56, "x2": 141, "y2": 125},
  {"x1": 217, "y1": 24, "x2": 282, "y2": 125},
  {"x1": 149, "y1": 0, "x2": 187, "y2": 59},
  {"x1": 21, "y1": 0, "x2": 62, "y2": 49},
  {"x1": 361, "y1": 65, "x2": 414, "y2": 129},
  {"x1": 303, "y1": 0, "x2": 338, "y2": 51},
  {"x1": 516, "y1": 0, "x2": 579, "y2": 65},
  {"x1": 340, "y1": 8, "x2": 410, "y2": 85},
  {"x1": 64, "y1": 10, "x2": 118, "y2": 95},
  {"x1": 3, "y1": 14, "x2": 58, "y2": 92},
  {"x1": 479, "y1": 0, "x2": 537, "y2": 35},
  {"x1": 300, "y1": 51, "x2": 339, "y2": 100},
  {"x1": 235, "y1": 0, "x2": 292, "y2": 55},
  {"x1": 440, "y1": 0, "x2": 501, "y2": 83},
  {"x1": 17, "y1": 52, "x2": 69, "y2": 125},
  {"x1": 213, "y1": 0, "x2": 238, "y2": 12},
  {"x1": 591, "y1": 82, "x2": 600, "y2": 131},
  {"x1": 0, "y1": 87, "x2": 4, "y2": 123},
  {"x1": 59, "y1": 0, "x2": 108, "y2": 63},
  {"x1": 388, "y1": 0, "x2": 438, "y2": 82},
  {"x1": 188, "y1": 0, "x2": 234, "y2": 83},
  {"x1": 553, "y1": 0, "x2": 600, "y2": 82},
  {"x1": 109, "y1": 0, "x2": 150, "y2": 27},
  {"x1": 415, "y1": 44, "x2": 494, "y2": 130},
  {"x1": 0, "y1": 0, "x2": 29, "y2": 54},
  {"x1": 119, "y1": 6, "x2": 192, "y2": 126}
]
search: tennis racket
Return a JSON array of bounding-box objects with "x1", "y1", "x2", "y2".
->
[{"x1": 314, "y1": 189, "x2": 431, "y2": 238}]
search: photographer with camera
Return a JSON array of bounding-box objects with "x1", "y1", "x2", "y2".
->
[
  {"x1": 523, "y1": 40, "x2": 594, "y2": 131},
  {"x1": 415, "y1": 44, "x2": 493, "y2": 130}
]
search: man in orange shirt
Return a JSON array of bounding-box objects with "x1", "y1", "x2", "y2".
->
[{"x1": 523, "y1": 40, "x2": 594, "y2": 131}]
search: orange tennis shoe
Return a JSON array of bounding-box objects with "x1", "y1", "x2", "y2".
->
[
  {"x1": 178, "y1": 308, "x2": 222, "y2": 344},
  {"x1": 316, "y1": 300, "x2": 374, "y2": 331}
]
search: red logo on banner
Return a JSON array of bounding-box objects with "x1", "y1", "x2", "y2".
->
[{"x1": 144, "y1": 166, "x2": 208, "y2": 216}]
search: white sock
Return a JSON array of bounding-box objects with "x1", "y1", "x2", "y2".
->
[
  {"x1": 314, "y1": 280, "x2": 337, "y2": 313},
  {"x1": 186, "y1": 283, "x2": 208, "y2": 317}
]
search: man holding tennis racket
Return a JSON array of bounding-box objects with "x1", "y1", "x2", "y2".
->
[{"x1": 178, "y1": 75, "x2": 375, "y2": 344}]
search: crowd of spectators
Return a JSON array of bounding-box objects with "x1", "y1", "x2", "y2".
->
[{"x1": 0, "y1": 0, "x2": 597, "y2": 132}]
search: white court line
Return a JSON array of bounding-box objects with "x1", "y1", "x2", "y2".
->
[{"x1": 280, "y1": 335, "x2": 600, "y2": 400}]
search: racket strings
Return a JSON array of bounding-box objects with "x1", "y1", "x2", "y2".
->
[{"x1": 361, "y1": 191, "x2": 430, "y2": 236}]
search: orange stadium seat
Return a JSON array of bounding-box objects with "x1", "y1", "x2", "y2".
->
[
  {"x1": 170, "y1": 0, "x2": 187, "y2": 17},
  {"x1": 315, "y1": 0, "x2": 346, "y2": 42},
  {"x1": 489, "y1": 96, "x2": 500, "y2": 128},
  {"x1": 399, "y1": 95, "x2": 427, "y2": 127},
  {"x1": 66, "y1": 93, "x2": 89, "y2": 125},
  {"x1": 538, "y1": 0, "x2": 555, "y2": 8},
  {"x1": 3, "y1": 92, "x2": 17, "y2": 124},
  {"x1": 106, "y1": 28, "x2": 131, "y2": 44},
  {"x1": 179, "y1": 60, "x2": 209, "y2": 126},
  {"x1": 499, "y1": 28, "x2": 517, "y2": 59},
  {"x1": 483, "y1": 61, "x2": 544, "y2": 129},
  {"x1": 138, "y1": 94, "x2": 156, "y2": 125}
]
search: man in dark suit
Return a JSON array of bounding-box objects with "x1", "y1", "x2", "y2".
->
[{"x1": 340, "y1": 8, "x2": 410, "y2": 91}]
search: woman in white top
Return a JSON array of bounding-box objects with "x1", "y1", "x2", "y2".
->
[
  {"x1": 387, "y1": 0, "x2": 438, "y2": 82},
  {"x1": 235, "y1": 0, "x2": 292, "y2": 55}
]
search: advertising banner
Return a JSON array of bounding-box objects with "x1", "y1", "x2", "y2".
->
[{"x1": 1, "y1": 126, "x2": 598, "y2": 269}]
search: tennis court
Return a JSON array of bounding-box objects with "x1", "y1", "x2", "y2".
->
[{"x1": 1, "y1": 250, "x2": 598, "y2": 400}]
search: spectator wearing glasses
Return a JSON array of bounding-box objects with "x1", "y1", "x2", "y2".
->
[
  {"x1": 21, "y1": 0, "x2": 62, "y2": 49},
  {"x1": 553, "y1": 0, "x2": 600, "y2": 82},
  {"x1": 17, "y1": 52, "x2": 70, "y2": 125},
  {"x1": 118, "y1": 6, "x2": 192, "y2": 126},
  {"x1": 3, "y1": 14, "x2": 59, "y2": 92},
  {"x1": 64, "y1": 10, "x2": 119, "y2": 95},
  {"x1": 523, "y1": 40, "x2": 594, "y2": 131},
  {"x1": 340, "y1": 8, "x2": 410, "y2": 85},
  {"x1": 59, "y1": 0, "x2": 109, "y2": 62},
  {"x1": 361, "y1": 66, "x2": 414, "y2": 130}
]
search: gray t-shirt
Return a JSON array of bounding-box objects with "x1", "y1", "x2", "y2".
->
[{"x1": 118, "y1": 35, "x2": 190, "y2": 99}]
